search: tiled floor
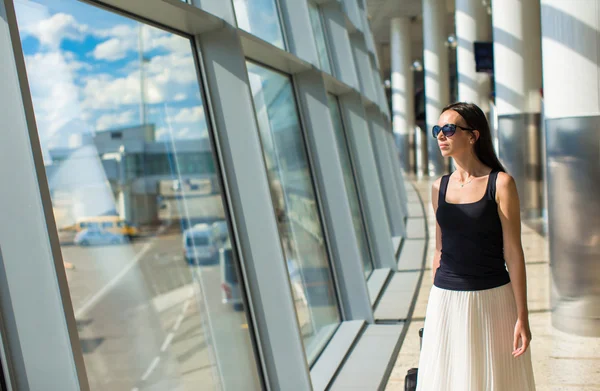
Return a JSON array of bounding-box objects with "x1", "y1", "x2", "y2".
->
[{"x1": 386, "y1": 176, "x2": 600, "y2": 391}]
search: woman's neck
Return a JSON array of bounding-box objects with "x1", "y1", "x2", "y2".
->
[{"x1": 452, "y1": 153, "x2": 490, "y2": 179}]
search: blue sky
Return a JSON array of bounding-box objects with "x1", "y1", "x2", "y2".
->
[
  {"x1": 14, "y1": 0, "x2": 289, "y2": 165},
  {"x1": 14, "y1": 0, "x2": 208, "y2": 161}
]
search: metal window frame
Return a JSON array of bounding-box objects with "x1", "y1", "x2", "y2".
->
[
  {"x1": 293, "y1": 68, "x2": 373, "y2": 323},
  {"x1": 315, "y1": 3, "x2": 337, "y2": 75},
  {"x1": 0, "y1": 0, "x2": 400, "y2": 388},
  {"x1": 384, "y1": 129, "x2": 410, "y2": 222},
  {"x1": 277, "y1": 0, "x2": 319, "y2": 66},
  {"x1": 196, "y1": 27, "x2": 315, "y2": 389},
  {"x1": 327, "y1": 93, "x2": 377, "y2": 278},
  {"x1": 321, "y1": 1, "x2": 360, "y2": 91},
  {"x1": 349, "y1": 31, "x2": 378, "y2": 104},
  {"x1": 339, "y1": 92, "x2": 397, "y2": 272},
  {"x1": 245, "y1": 57, "x2": 346, "y2": 334},
  {"x1": 0, "y1": 1, "x2": 90, "y2": 389},
  {"x1": 366, "y1": 107, "x2": 407, "y2": 238}
]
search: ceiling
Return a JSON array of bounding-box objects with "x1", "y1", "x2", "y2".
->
[{"x1": 366, "y1": 0, "x2": 456, "y2": 76}]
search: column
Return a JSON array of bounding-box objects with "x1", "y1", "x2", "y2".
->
[
  {"x1": 455, "y1": 0, "x2": 492, "y2": 111},
  {"x1": 390, "y1": 17, "x2": 414, "y2": 172},
  {"x1": 422, "y1": 0, "x2": 451, "y2": 176},
  {"x1": 492, "y1": 0, "x2": 543, "y2": 219},
  {"x1": 540, "y1": 0, "x2": 600, "y2": 337}
]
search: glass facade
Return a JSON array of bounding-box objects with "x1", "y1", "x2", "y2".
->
[
  {"x1": 1, "y1": 0, "x2": 410, "y2": 388},
  {"x1": 232, "y1": 0, "x2": 286, "y2": 50},
  {"x1": 246, "y1": 62, "x2": 341, "y2": 364},
  {"x1": 327, "y1": 94, "x2": 374, "y2": 278},
  {"x1": 308, "y1": 2, "x2": 332, "y2": 74},
  {"x1": 14, "y1": 0, "x2": 261, "y2": 389}
]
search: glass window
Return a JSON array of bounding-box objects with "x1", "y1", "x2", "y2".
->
[
  {"x1": 327, "y1": 94, "x2": 374, "y2": 278},
  {"x1": 307, "y1": 2, "x2": 332, "y2": 74},
  {"x1": 246, "y1": 62, "x2": 340, "y2": 364},
  {"x1": 233, "y1": 0, "x2": 286, "y2": 50},
  {"x1": 14, "y1": 1, "x2": 262, "y2": 389}
]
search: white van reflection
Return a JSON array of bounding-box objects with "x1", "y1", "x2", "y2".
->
[{"x1": 183, "y1": 223, "x2": 218, "y2": 265}]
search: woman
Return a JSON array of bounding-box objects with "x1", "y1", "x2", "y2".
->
[{"x1": 415, "y1": 102, "x2": 536, "y2": 390}]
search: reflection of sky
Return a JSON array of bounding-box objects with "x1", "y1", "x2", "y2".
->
[
  {"x1": 247, "y1": 63, "x2": 297, "y2": 131},
  {"x1": 14, "y1": 0, "x2": 208, "y2": 159},
  {"x1": 308, "y1": 3, "x2": 331, "y2": 74},
  {"x1": 233, "y1": 0, "x2": 285, "y2": 49}
]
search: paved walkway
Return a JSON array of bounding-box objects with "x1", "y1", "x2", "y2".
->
[{"x1": 386, "y1": 176, "x2": 600, "y2": 391}]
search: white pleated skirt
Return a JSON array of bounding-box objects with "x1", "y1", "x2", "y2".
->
[{"x1": 416, "y1": 282, "x2": 536, "y2": 391}]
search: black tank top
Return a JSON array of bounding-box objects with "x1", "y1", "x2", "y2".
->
[{"x1": 434, "y1": 170, "x2": 511, "y2": 291}]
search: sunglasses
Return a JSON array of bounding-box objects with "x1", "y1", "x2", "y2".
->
[{"x1": 432, "y1": 124, "x2": 475, "y2": 138}]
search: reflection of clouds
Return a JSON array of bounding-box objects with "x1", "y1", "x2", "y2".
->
[
  {"x1": 81, "y1": 52, "x2": 197, "y2": 111},
  {"x1": 18, "y1": 10, "x2": 88, "y2": 47},
  {"x1": 172, "y1": 107, "x2": 205, "y2": 124},
  {"x1": 96, "y1": 110, "x2": 137, "y2": 131},
  {"x1": 233, "y1": 0, "x2": 285, "y2": 49},
  {"x1": 16, "y1": 1, "x2": 207, "y2": 152},
  {"x1": 93, "y1": 25, "x2": 191, "y2": 61},
  {"x1": 93, "y1": 36, "x2": 136, "y2": 61},
  {"x1": 24, "y1": 49, "x2": 87, "y2": 163},
  {"x1": 154, "y1": 105, "x2": 208, "y2": 141}
]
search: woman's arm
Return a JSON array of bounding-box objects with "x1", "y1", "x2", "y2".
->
[
  {"x1": 496, "y1": 172, "x2": 532, "y2": 356},
  {"x1": 432, "y1": 178, "x2": 442, "y2": 283}
]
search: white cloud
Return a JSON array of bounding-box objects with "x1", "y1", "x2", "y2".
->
[
  {"x1": 96, "y1": 24, "x2": 138, "y2": 40},
  {"x1": 155, "y1": 127, "x2": 169, "y2": 140},
  {"x1": 171, "y1": 106, "x2": 205, "y2": 124},
  {"x1": 80, "y1": 52, "x2": 197, "y2": 111},
  {"x1": 174, "y1": 93, "x2": 187, "y2": 101},
  {"x1": 96, "y1": 110, "x2": 136, "y2": 131},
  {"x1": 93, "y1": 37, "x2": 137, "y2": 61},
  {"x1": 145, "y1": 52, "x2": 198, "y2": 84},
  {"x1": 177, "y1": 127, "x2": 192, "y2": 139},
  {"x1": 91, "y1": 24, "x2": 190, "y2": 61},
  {"x1": 21, "y1": 12, "x2": 88, "y2": 48},
  {"x1": 24, "y1": 51, "x2": 84, "y2": 146}
]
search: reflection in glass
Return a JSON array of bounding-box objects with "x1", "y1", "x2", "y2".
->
[
  {"x1": 327, "y1": 95, "x2": 374, "y2": 278},
  {"x1": 308, "y1": 2, "x2": 332, "y2": 74},
  {"x1": 14, "y1": 0, "x2": 261, "y2": 389},
  {"x1": 246, "y1": 62, "x2": 340, "y2": 364},
  {"x1": 233, "y1": 0, "x2": 286, "y2": 50}
]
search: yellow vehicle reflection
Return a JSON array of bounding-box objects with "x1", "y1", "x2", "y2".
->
[{"x1": 60, "y1": 216, "x2": 139, "y2": 238}]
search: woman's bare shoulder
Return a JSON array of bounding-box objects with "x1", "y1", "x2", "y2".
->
[
  {"x1": 496, "y1": 172, "x2": 518, "y2": 200},
  {"x1": 432, "y1": 176, "x2": 443, "y2": 191}
]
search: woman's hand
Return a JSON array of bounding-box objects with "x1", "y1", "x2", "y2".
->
[{"x1": 513, "y1": 317, "x2": 532, "y2": 358}]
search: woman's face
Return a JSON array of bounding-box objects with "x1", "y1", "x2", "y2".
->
[{"x1": 436, "y1": 110, "x2": 478, "y2": 158}]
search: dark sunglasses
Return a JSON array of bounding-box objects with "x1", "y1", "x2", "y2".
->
[{"x1": 432, "y1": 124, "x2": 475, "y2": 138}]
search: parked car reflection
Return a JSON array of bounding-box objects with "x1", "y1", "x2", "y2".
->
[{"x1": 74, "y1": 228, "x2": 128, "y2": 246}]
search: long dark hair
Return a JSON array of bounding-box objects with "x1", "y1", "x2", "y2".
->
[{"x1": 442, "y1": 102, "x2": 506, "y2": 173}]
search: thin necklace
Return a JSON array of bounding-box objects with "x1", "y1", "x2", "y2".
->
[{"x1": 458, "y1": 177, "x2": 473, "y2": 188}]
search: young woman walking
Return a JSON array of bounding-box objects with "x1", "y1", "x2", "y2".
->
[{"x1": 415, "y1": 102, "x2": 536, "y2": 390}]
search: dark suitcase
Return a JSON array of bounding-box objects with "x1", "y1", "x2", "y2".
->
[
  {"x1": 404, "y1": 368, "x2": 417, "y2": 391},
  {"x1": 404, "y1": 328, "x2": 424, "y2": 391}
]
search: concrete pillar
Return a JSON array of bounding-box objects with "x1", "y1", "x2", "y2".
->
[
  {"x1": 492, "y1": 0, "x2": 543, "y2": 219},
  {"x1": 455, "y1": 0, "x2": 492, "y2": 111},
  {"x1": 540, "y1": 0, "x2": 600, "y2": 337},
  {"x1": 422, "y1": 0, "x2": 451, "y2": 176},
  {"x1": 390, "y1": 17, "x2": 414, "y2": 172}
]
